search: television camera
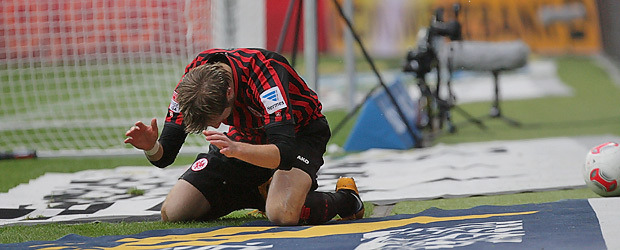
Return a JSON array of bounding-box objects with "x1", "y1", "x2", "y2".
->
[{"x1": 403, "y1": 4, "x2": 483, "y2": 133}]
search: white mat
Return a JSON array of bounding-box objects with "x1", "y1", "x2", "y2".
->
[
  {"x1": 0, "y1": 166, "x2": 185, "y2": 226},
  {"x1": 317, "y1": 135, "x2": 619, "y2": 204},
  {"x1": 589, "y1": 197, "x2": 620, "y2": 249}
]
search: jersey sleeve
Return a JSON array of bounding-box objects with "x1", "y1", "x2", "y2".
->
[
  {"x1": 150, "y1": 123, "x2": 187, "y2": 168},
  {"x1": 253, "y1": 59, "x2": 296, "y2": 129},
  {"x1": 154, "y1": 82, "x2": 188, "y2": 168}
]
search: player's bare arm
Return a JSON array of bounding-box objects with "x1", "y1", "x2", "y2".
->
[
  {"x1": 124, "y1": 118, "x2": 163, "y2": 161},
  {"x1": 203, "y1": 130, "x2": 280, "y2": 169}
]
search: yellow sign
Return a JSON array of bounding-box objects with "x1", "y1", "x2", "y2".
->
[
  {"x1": 433, "y1": 0, "x2": 601, "y2": 54},
  {"x1": 325, "y1": 0, "x2": 600, "y2": 56}
]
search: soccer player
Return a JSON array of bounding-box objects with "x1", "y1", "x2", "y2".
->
[{"x1": 124, "y1": 48, "x2": 364, "y2": 225}]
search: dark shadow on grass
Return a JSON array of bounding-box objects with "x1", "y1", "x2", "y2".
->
[
  {"x1": 519, "y1": 115, "x2": 620, "y2": 130},
  {"x1": 452, "y1": 115, "x2": 620, "y2": 132}
]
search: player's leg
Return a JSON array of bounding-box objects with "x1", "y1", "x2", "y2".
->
[
  {"x1": 265, "y1": 117, "x2": 364, "y2": 225},
  {"x1": 299, "y1": 117, "x2": 363, "y2": 224},
  {"x1": 160, "y1": 153, "x2": 216, "y2": 222},
  {"x1": 161, "y1": 177, "x2": 267, "y2": 222},
  {"x1": 160, "y1": 179, "x2": 210, "y2": 222},
  {"x1": 265, "y1": 167, "x2": 312, "y2": 225},
  {"x1": 162, "y1": 146, "x2": 273, "y2": 222},
  {"x1": 264, "y1": 168, "x2": 363, "y2": 225},
  {"x1": 298, "y1": 179, "x2": 364, "y2": 225}
]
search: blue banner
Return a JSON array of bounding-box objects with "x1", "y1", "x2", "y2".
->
[
  {"x1": 1, "y1": 199, "x2": 605, "y2": 250},
  {"x1": 344, "y1": 77, "x2": 421, "y2": 151}
]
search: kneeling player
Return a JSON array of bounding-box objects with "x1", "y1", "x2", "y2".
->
[{"x1": 124, "y1": 48, "x2": 363, "y2": 225}]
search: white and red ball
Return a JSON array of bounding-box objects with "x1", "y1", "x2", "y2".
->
[{"x1": 584, "y1": 142, "x2": 620, "y2": 197}]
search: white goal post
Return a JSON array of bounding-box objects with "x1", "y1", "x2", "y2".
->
[{"x1": 0, "y1": 0, "x2": 265, "y2": 157}]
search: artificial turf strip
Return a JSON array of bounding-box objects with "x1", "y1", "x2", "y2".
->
[
  {"x1": 0, "y1": 205, "x2": 376, "y2": 244},
  {"x1": 391, "y1": 188, "x2": 601, "y2": 215},
  {"x1": 0, "y1": 211, "x2": 258, "y2": 244}
]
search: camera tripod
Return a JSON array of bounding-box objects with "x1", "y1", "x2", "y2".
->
[
  {"x1": 408, "y1": 55, "x2": 487, "y2": 134},
  {"x1": 404, "y1": 5, "x2": 486, "y2": 134}
]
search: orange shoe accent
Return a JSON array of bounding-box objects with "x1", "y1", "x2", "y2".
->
[
  {"x1": 258, "y1": 177, "x2": 272, "y2": 201},
  {"x1": 247, "y1": 209, "x2": 266, "y2": 218},
  {"x1": 335, "y1": 177, "x2": 364, "y2": 220}
]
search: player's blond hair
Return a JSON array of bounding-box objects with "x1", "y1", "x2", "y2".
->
[{"x1": 176, "y1": 63, "x2": 232, "y2": 134}]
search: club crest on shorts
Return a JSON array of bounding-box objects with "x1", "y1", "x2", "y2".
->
[{"x1": 191, "y1": 158, "x2": 208, "y2": 171}]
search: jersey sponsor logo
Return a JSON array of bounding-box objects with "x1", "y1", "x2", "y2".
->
[
  {"x1": 191, "y1": 158, "x2": 208, "y2": 171},
  {"x1": 260, "y1": 87, "x2": 287, "y2": 114},
  {"x1": 297, "y1": 155, "x2": 310, "y2": 165},
  {"x1": 263, "y1": 90, "x2": 278, "y2": 101},
  {"x1": 169, "y1": 91, "x2": 180, "y2": 113}
]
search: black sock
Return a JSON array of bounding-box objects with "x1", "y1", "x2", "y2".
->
[
  {"x1": 336, "y1": 190, "x2": 361, "y2": 218},
  {"x1": 298, "y1": 190, "x2": 358, "y2": 225}
]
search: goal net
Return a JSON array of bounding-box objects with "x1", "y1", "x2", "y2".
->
[{"x1": 0, "y1": 0, "x2": 217, "y2": 156}]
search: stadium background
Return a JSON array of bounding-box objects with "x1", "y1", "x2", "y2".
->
[
  {"x1": 1, "y1": 0, "x2": 607, "y2": 59},
  {"x1": 3, "y1": 0, "x2": 620, "y2": 247},
  {"x1": 1, "y1": 0, "x2": 615, "y2": 155}
]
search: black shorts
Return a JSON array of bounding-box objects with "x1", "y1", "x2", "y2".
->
[{"x1": 179, "y1": 117, "x2": 331, "y2": 220}]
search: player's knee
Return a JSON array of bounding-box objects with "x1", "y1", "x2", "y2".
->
[
  {"x1": 265, "y1": 206, "x2": 299, "y2": 226},
  {"x1": 160, "y1": 201, "x2": 188, "y2": 222},
  {"x1": 267, "y1": 213, "x2": 299, "y2": 226},
  {"x1": 160, "y1": 202, "x2": 179, "y2": 222},
  {"x1": 160, "y1": 179, "x2": 210, "y2": 222},
  {"x1": 160, "y1": 206, "x2": 170, "y2": 222}
]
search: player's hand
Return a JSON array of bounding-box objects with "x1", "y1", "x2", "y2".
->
[
  {"x1": 124, "y1": 118, "x2": 159, "y2": 150},
  {"x1": 203, "y1": 130, "x2": 238, "y2": 158}
]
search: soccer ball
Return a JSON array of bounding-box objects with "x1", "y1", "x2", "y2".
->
[{"x1": 584, "y1": 142, "x2": 620, "y2": 197}]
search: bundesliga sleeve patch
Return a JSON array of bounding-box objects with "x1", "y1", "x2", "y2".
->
[
  {"x1": 260, "y1": 87, "x2": 287, "y2": 114},
  {"x1": 169, "y1": 91, "x2": 180, "y2": 113}
]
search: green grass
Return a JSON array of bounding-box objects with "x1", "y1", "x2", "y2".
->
[
  {"x1": 126, "y1": 187, "x2": 146, "y2": 196},
  {"x1": 0, "y1": 210, "x2": 264, "y2": 243},
  {"x1": 1, "y1": 55, "x2": 618, "y2": 244},
  {"x1": 434, "y1": 56, "x2": 620, "y2": 144},
  {"x1": 392, "y1": 188, "x2": 600, "y2": 215}
]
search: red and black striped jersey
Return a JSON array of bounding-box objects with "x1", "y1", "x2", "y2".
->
[{"x1": 165, "y1": 48, "x2": 324, "y2": 144}]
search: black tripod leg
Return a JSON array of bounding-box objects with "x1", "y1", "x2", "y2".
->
[
  {"x1": 437, "y1": 71, "x2": 487, "y2": 131},
  {"x1": 489, "y1": 71, "x2": 521, "y2": 127},
  {"x1": 451, "y1": 105, "x2": 488, "y2": 130},
  {"x1": 500, "y1": 116, "x2": 521, "y2": 127}
]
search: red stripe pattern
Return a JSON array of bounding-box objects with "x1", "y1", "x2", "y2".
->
[{"x1": 166, "y1": 48, "x2": 324, "y2": 144}]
